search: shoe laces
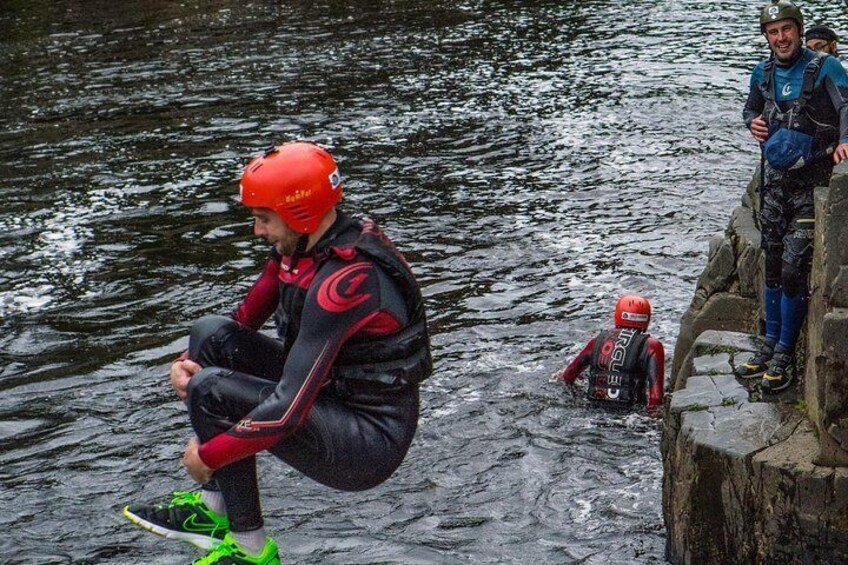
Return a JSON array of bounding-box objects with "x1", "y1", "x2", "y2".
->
[
  {"x1": 194, "y1": 538, "x2": 262, "y2": 565},
  {"x1": 166, "y1": 491, "x2": 227, "y2": 529},
  {"x1": 195, "y1": 540, "x2": 239, "y2": 564},
  {"x1": 169, "y1": 491, "x2": 202, "y2": 507}
]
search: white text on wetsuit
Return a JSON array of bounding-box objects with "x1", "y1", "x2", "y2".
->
[{"x1": 597, "y1": 329, "x2": 637, "y2": 399}]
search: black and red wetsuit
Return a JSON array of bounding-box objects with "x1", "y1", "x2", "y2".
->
[
  {"x1": 557, "y1": 327, "x2": 664, "y2": 414},
  {"x1": 185, "y1": 212, "x2": 431, "y2": 532}
]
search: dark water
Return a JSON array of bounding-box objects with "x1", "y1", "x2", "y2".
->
[{"x1": 2, "y1": 1, "x2": 847, "y2": 563}]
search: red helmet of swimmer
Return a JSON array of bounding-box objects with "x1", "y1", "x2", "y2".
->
[
  {"x1": 239, "y1": 141, "x2": 342, "y2": 234},
  {"x1": 614, "y1": 294, "x2": 652, "y2": 330}
]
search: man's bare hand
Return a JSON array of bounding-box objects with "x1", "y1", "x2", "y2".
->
[
  {"x1": 170, "y1": 358, "x2": 202, "y2": 401},
  {"x1": 834, "y1": 142, "x2": 848, "y2": 165},
  {"x1": 750, "y1": 115, "x2": 769, "y2": 144},
  {"x1": 183, "y1": 437, "x2": 214, "y2": 484}
]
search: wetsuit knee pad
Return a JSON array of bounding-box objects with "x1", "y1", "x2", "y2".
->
[
  {"x1": 780, "y1": 217, "x2": 814, "y2": 297},
  {"x1": 185, "y1": 367, "x2": 243, "y2": 441},
  {"x1": 187, "y1": 368, "x2": 276, "y2": 425}
]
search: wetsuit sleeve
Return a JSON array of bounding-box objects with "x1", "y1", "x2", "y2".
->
[
  {"x1": 197, "y1": 258, "x2": 391, "y2": 470},
  {"x1": 557, "y1": 338, "x2": 595, "y2": 384},
  {"x1": 643, "y1": 338, "x2": 665, "y2": 416},
  {"x1": 743, "y1": 65, "x2": 766, "y2": 130},
  {"x1": 230, "y1": 249, "x2": 281, "y2": 330},
  {"x1": 820, "y1": 58, "x2": 848, "y2": 144}
]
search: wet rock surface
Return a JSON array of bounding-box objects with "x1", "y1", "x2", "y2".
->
[
  {"x1": 662, "y1": 331, "x2": 848, "y2": 564},
  {"x1": 807, "y1": 174, "x2": 848, "y2": 466},
  {"x1": 665, "y1": 166, "x2": 848, "y2": 562}
]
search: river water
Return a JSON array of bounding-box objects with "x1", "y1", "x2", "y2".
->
[{"x1": 2, "y1": 1, "x2": 846, "y2": 564}]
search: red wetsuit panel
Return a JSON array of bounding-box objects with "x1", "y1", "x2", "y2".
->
[
  {"x1": 231, "y1": 252, "x2": 282, "y2": 330},
  {"x1": 644, "y1": 338, "x2": 665, "y2": 412},
  {"x1": 557, "y1": 338, "x2": 595, "y2": 384},
  {"x1": 198, "y1": 256, "x2": 405, "y2": 470},
  {"x1": 356, "y1": 310, "x2": 402, "y2": 335}
]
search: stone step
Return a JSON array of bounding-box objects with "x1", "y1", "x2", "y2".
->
[{"x1": 663, "y1": 329, "x2": 848, "y2": 563}]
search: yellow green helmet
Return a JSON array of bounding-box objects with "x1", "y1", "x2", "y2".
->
[{"x1": 760, "y1": 1, "x2": 804, "y2": 33}]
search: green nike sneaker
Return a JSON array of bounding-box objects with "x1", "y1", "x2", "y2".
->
[
  {"x1": 192, "y1": 533, "x2": 280, "y2": 565},
  {"x1": 122, "y1": 490, "x2": 229, "y2": 550}
]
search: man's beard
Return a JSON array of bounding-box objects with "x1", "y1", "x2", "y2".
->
[{"x1": 276, "y1": 233, "x2": 304, "y2": 257}]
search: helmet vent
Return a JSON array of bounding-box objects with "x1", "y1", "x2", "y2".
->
[{"x1": 288, "y1": 204, "x2": 312, "y2": 220}]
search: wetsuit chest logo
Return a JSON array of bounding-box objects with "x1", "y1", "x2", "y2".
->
[
  {"x1": 317, "y1": 262, "x2": 373, "y2": 313},
  {"x1": 782, "y1": 83, "x2": 793, "y2": 97}
]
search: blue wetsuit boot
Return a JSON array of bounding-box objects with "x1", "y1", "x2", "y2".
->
[
  {"x1": 736, "y1": 285, "x2": 781, "y2": 378},
  {"x1": 762, "y1": 292, "x2": 807, "y2": 393}
]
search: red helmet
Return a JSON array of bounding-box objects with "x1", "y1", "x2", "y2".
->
[
  {"x1": 239, "y1": 142, "x2": 342, "y2": 234},
  {"x1": 614, "y1": 295, "x2": 651, "y2": 330}
]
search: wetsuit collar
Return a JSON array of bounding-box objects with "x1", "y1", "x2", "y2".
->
[
  {"x1": 275, "y1": 211, "x2": 356, "y2": 270},
  {"x1": 308, "y1": 210, "x2": 357, "y2": 256}
]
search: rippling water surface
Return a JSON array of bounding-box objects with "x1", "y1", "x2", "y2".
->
[{"x1": 3, "y1": 1, "x2": 847, "y2": 563}]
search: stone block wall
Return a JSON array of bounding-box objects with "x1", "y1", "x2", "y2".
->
[
  {"x1": 664, "y1": 165, "x2": 848, "y2": 562},
  {"x1": 806, "y1": 171, "x2": 848, "y2": 466},
  {"x1": 671, "y1": 165, "x2": 848, "y2": 457},
  {"x1": 663, "y1": 331, "x2": 848, "y2": 564}
]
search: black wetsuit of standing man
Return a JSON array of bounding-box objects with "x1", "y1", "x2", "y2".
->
[
  {"x1": 738, "y1": 1, "x2": 848, "y2": 392},
  {"x1": 123, "y1": 142, "x2": 432, "y2": 565}
]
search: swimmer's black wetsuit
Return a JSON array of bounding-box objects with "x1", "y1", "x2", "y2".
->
[{"x1": 186, "y1": 213, "x2": 431, "y2": 532}]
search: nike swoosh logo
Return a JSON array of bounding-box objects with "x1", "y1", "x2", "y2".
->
[{"x1": 182, "y1": 513, "x2": 218, "y2": 533}]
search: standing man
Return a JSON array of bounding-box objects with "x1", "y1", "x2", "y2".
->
[
  {"x1": 555, "y1": 295, "x2": 664, "y2": 417},
  {"x1": 806, "y1": 25, "x2": 839, "y2": 56},
  {"x1": 123, "y1": 142, "x2": 432, "y2": 564},
  {"x1": 739, "y1": 1, "x2": 848, "y2": 392}
]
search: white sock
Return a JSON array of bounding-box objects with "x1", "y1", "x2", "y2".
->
[
  {"x1": 231, "y1": 527, "x2": 268, "y2": 555},
  {"x1": 200, "y1": 489, "x2": 227, "y2": 516}
]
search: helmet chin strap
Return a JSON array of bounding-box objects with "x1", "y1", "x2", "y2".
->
[{"x1": 289, "y1": 233, "x2": 310, "y2": 273}]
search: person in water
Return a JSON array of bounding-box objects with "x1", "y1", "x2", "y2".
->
[
  {"x1": 555, "y1": 295, "x2": 664, "y2": 417},
  {"x1": 739, "y1": 1, "x2": 848, "y2": 392},
  {"x1": 806, "y1": 25, "x2": 839, "y2": 57},
  {"x1": 122, "y1": 142, "x2": 432, "y2": 565}
]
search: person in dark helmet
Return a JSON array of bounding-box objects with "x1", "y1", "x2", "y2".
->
[
  {"x1": 806, "y1": 25, "x2": 839, "y2": 56},
  {"x1": 122, "y1": 142, "x2": 432, "y2": 564},
  {"x1": 740, "y1": 1, "x2": 848, "y2": 392},
  {"x1": 555, "y1": 295, "x2": 664, "y2": 417}
]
